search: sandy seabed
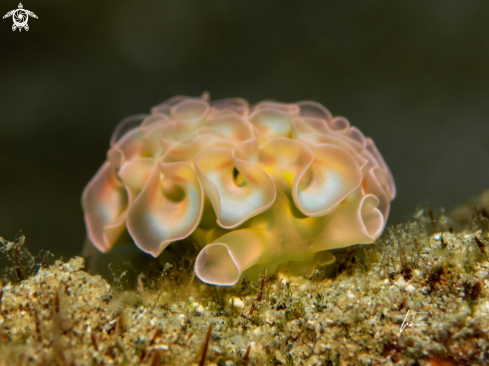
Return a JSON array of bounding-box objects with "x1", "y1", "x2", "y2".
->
[{"x1": 1, "y1": 192, "x2": 489, "y2": 366}]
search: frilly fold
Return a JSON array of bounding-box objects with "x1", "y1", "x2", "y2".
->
[
  {"x1": 195, "y1": 145, "x2": 276, "y2": 229},
  {"x1": 195, "y1": 229, "x2": 266, "y2": 286},
  {"x1": 126, "y1": 161, "x2": 203, "y2": 257},
  {"x1": 82, "y1": 162, "x2": 128, "y2": 252}
]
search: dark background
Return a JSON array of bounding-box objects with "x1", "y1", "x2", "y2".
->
[{"x1": 1, "y1": 0, "x2": 489, "y2": 259}]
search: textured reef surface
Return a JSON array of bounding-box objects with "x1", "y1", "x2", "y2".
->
[{"x1": 1, "y1": 191, "x2": 489, "y2": 365}]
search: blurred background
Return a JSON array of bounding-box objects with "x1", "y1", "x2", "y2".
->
[{"x1": 1, "y1": 0, "x2": 489, "y2": 259}]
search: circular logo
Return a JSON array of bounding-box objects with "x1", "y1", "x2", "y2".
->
[{"x1": 12, "y1": 9, "x2": 28, "y2": 28}]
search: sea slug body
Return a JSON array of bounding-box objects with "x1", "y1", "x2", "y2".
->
[{"x1": 82, "y1": 94, "x2": 395, "y2": 285}]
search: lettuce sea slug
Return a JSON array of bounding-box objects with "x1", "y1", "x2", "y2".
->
[{"x1": 82, "y1": 94, "x2": 395, "y2": 285}]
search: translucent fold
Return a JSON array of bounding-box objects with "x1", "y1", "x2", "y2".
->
[
  {"x1": 365, "y1": 138, "x2": 396, "y2": 200},
  {"x1": 258, "y1": 137, "x2": 314, "y2": 191},
  {"x1": 328, "y1": 116, "x2": 350, "y2": 133},
  {"x1": 170, "y1": 99, "x2": 209, "y2": 129},
  {"x1": 162, "y1": 135, "x2": 235, "y2": 166},
  {"x1": 291, "y1": 117, "x2": 332, "y2": 140},
  {"x1": 362, "y1": 166, "x2": 391, "y2": 221},
  {"x1": 294, "y1": 143, "x2": 362, "y2": 217},
  {"x1": 140, "y1": 114, "x2": 168, "y2": 133},
  {"x1": 296, "y1": 101, "x2": 332, "y2": 121},
  {"x1": 249, "y1": 105, "x2": 297, "y2": 138},
  {"x1": 118, "y1": 158, "x2": 155, "y2": 203},
  {"x1": 319, "y1": 194, "x2": 384, "y2": 249},
  {"x1": 107, "y1": 127, "x2": 146, "y2": 170},
  {"x1": 210, "y1": 98, "x2": 250, "y2": 116},
  {"x1": 82, "y1": 162, "x2": 128, "y2": 252},
  {"x1": 205, "y1": 113, "x2": 254, "y2": 143},
  {"x1": 151, "y1": 93, "x2": 209, "y2": 116},
  {"x1": 195, "y1": 229, "x2": 265, "y2": 286},
  {"x1": 110, "y1": 115, "x2": 147, "y2": 147},
  {"x1": 195, "y1": 146, "x2": 276, "y2": 228},
  {"x1": 300, "y1": 132, "x2": 368, "y2": 168},
  {"x1": 143, "y1": 124, "x2": 165, "y2": 158},
  {"x1": 159, "y1": 121, "x2": 197, "y2": 150},
  {"x1": 347, "y1": 126, "x2": 367, "y2": 150},
  {"x1": 126, "y1": 161, "x2": 203, "y2": 257}
]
